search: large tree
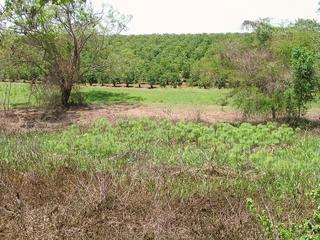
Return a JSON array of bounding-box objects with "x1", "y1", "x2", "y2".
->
[{"x1": 1, "y1": 0, "x2": 129, "y2": 106}]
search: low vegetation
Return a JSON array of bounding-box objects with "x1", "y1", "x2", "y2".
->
[{"x1": 0, "y1": 119, "x2": 320, "y2": 238}]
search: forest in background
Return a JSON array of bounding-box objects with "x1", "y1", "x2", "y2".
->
[{"x1": 1, "y1": 19, "x2": 319, "y2": 88}]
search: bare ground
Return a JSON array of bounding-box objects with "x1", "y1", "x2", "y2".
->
[
  {"x1": 2, "y1": 103, "x2": 319, "y2": 133},
  {"x1": 0, "y1": 104, "x2": 244, "y2": 133}
]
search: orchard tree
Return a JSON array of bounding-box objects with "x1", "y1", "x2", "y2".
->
[{"x1": 2, "y1": 0, "x2": 129, "y2": 107}]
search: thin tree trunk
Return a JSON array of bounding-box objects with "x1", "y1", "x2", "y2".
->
[{"x1": 61, "y1": 86, "x2": 72, "y2": 107}]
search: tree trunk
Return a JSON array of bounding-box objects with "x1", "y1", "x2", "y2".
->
[{"x1": 61, "y1": 86, "x2": 72, "y2": 107}]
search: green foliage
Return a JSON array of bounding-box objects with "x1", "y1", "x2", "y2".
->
[
  {"x1": 226, "y1": 22, "x2": 319, "y2": 119},
  {"x1": 293, "y1": 19, "x2": 320, "y2": 32},
  {"x1": 2, "y1": 0, "x2": 130, "y2": 106},
  {"x1": 291, "y1": 47, "x2": 317, "y2": 117},
  {"x1": 256, "y1": 23, "x2": 274, "y2": 44},
  {"x1": 247, "y1": 187, "x2": 320, "y2": 240},
  {"x1": 81, "y1": 33, "x2": 236, "y2": 88},
  {"x1": 2, "y1": 118, "x2": 320, "y2": 199},
  {"x1": 0, "y1": 119, "x2": 298, "y2": 171},
  {"x1": 189, "y1": 50, "x2": 230, "y2": 89}
]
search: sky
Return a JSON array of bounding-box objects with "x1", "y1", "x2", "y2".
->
[{"x1": 93, "y1": 0, "x2": 320, "y2": 35}]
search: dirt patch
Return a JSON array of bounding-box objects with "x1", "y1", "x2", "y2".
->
[
  {"x1": 1, "y1": 104, "x2": 319, "y2": 133},
  {"x1": 0, "y1": 104, "x2": 243, "y2": 133}
]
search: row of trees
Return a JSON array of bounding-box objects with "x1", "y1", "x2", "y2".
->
[
  {"x1": 81, "y1": 34, "x2": 214, "y2": 88},
  {"x1": 80, "y1": 18, "x2": 320, "y2": 119}
]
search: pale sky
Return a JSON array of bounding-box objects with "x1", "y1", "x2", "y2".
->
[{"x1": 93, "y1": 0, "x2": 320, "y2": 34}]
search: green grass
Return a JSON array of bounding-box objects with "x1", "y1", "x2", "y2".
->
[
  {"x1": 0, "y1": 82, "x2": 230, "y2": 108},
  {"x1": 2, "y1": 82, "x2": 320, "y2": 111},
  {"x1": 0, "y1": 82, "x2": 35, "y2": 108},
  {"x1": 2, "y1": 82, "x2": 320, "y2": 238},
  {"x1": 0, "y1": 83, "x2": 320, "y2": 116},
  {"x1": 80, "y1": 86, "x2": 230, "y2": 107}
]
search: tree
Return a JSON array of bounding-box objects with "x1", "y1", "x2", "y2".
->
[
  {"x1": 291, "y1": 47, "x2": 316, "y2": 118},
  {"x1": 242, "y1": 19, "x2": 273, "y2": 45},
  {"x1": 230, "y1": 46, "x2": 290, "y2": 119},
  {"x1": 2, "y1": 0, "x2": 129, "y2": 107},
  {"x1": 224, "y1": 23, "x2": 291, "y2": 119},
  {"x1": 190, "y1": 58, "x2": 215, "y2": 89}
]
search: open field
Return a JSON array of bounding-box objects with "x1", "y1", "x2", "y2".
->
[{"x1": 1, "y1": 83, "x2": 320, "y2": 239}]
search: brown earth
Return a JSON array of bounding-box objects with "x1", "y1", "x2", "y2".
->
[
  {"x1": 1, "y1": 103, "x2": 319, "y2": 133},
  {"x1": 0, "y1": 104, "x2": 244, "y2": 133}
]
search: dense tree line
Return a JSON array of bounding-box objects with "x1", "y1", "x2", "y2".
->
[
  {"x1": 2, "y1": 26, "x2": 317, "y2": 91},
  {"x1": 81, "y1": 33, "x2": 219, "y2": 88}
]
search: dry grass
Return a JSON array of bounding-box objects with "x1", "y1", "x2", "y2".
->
[{"x1": 0, "y1": 165, "x2": 267, "y2": 240}]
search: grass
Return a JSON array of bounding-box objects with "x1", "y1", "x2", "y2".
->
[
  {"x1": 81, "y1": 85, "x2": 230, "y2": 107},
  {"x1": 2, "y1": 82, "x2": 320, "y2": 112},
  {"x1": 0, "y1": 82, "x2": 230, "y2": 108},
  {"x1": 1, "y1": 119, "x2": 318, "y2": 197},
  {"x1": 0, "y1": 82, "x2": 35, "y2": 108},
  {"x1": 1, "y1": 82, "x2": 320, "y2": 238}
]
